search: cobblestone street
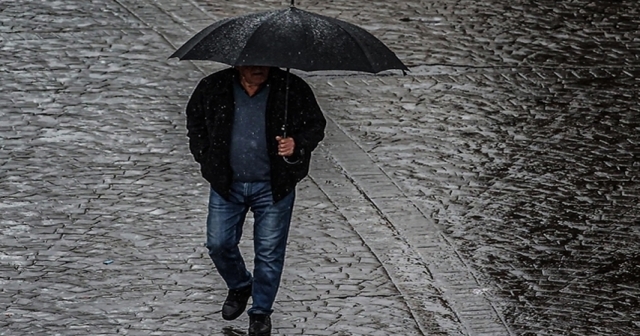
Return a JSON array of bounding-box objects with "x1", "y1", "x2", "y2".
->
[{"x1": 1, "y1": 0, "x2": 639, "y2": 335}]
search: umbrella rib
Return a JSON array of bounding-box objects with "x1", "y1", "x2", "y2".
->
[
  {"x1": 234, "y1": 9, "x2": 289, "y2": 66},
  {"x1": 319, "y1": 15, "x2": 377, "y2": 73}
]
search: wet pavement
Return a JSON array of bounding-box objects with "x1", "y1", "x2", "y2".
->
[{"x1": 1, "y1": 0, "x2": 639, "y2": 335}]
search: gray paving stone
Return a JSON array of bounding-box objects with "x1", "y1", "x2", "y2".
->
[{"x1": 3, "y1": 0, "x2": 640, "y2": 335}]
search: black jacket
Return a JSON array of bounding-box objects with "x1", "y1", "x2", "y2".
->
[{"x1": 186, "y1": 67, "x2": 326, "y2": 202}]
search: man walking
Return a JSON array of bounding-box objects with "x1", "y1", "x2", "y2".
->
[{"x1": 185, "y1": 65, "x2": 326, "y2": 336}]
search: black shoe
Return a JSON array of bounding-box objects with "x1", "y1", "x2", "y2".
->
[
  {"x1": 248, "y1": 314, "x2": 271, "y2": 336},
  {"x1": 221, "y1": 284, "x2": 252, "y2": 321}
]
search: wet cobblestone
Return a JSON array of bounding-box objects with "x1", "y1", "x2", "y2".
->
[
  {"x1": 1, "y1": 0, "x2": 439, "y2": 335},
  {"x1": 315, "y1": 66, "x2": 640, "y2": 335},
  {"x1": 2, "y1": 0, "x2": 640, "y2": 335},
  {"x1": 311, "y1": 27, "x2": 639, "y2": 336}
]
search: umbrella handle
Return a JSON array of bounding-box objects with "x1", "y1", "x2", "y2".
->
[
  {"x1": 283, "y1": 156, "x2": 300, "y2": 164},
  {"x1": 282, "y1": 68, "x2": 290, "y2": 138}
]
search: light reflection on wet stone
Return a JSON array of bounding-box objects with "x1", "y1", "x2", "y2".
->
[
  {"x1": 318, "y1": 64, "x2": 639, "y2": 334},
  {"x1": 306, "y1": 1, "x2": 640, "y2": 333}
]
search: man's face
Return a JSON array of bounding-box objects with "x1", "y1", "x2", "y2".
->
[{"x1": 237, "y1": 66, "x2": 270, "y2": 86}]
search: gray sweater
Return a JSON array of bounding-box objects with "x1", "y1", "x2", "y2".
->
[{"x1": 229, "y1": 80, "x2": 271, "y2": 182}]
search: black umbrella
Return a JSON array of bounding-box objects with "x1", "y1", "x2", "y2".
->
[
  {"x1": 170, "y1": 1, "x2": 407, "y2": 139},
  {"x1": 170, "y1": 3, "x2": 407, "y2": 73}
]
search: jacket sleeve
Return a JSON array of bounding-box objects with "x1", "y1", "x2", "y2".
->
[
  {"x1": 186, "y1": 79, "x2": 210, "y2": 164},
  {"x1": 290, "y1": 79, "x2": 327, "y2": 157}
]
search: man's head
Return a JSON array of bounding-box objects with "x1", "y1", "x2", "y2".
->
[{"x1": 236, "y1": 66, "x2": 270, "y2": 87}]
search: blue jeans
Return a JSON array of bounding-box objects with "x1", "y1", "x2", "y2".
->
[{"x1": 206, "y1": 182, "x2": 295, "y2": 316}]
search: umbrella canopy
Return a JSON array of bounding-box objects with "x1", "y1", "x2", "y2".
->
[{"x1": 169, "y1": 6, "x2": 407, "y2": 73}]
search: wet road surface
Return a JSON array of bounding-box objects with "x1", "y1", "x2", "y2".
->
[
  {"x1": 313, "y1": 0, "x2": 640, "y2": 334},
  {"x1": 1, "y1": 0, "x2": 639, "y2": 335}
]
